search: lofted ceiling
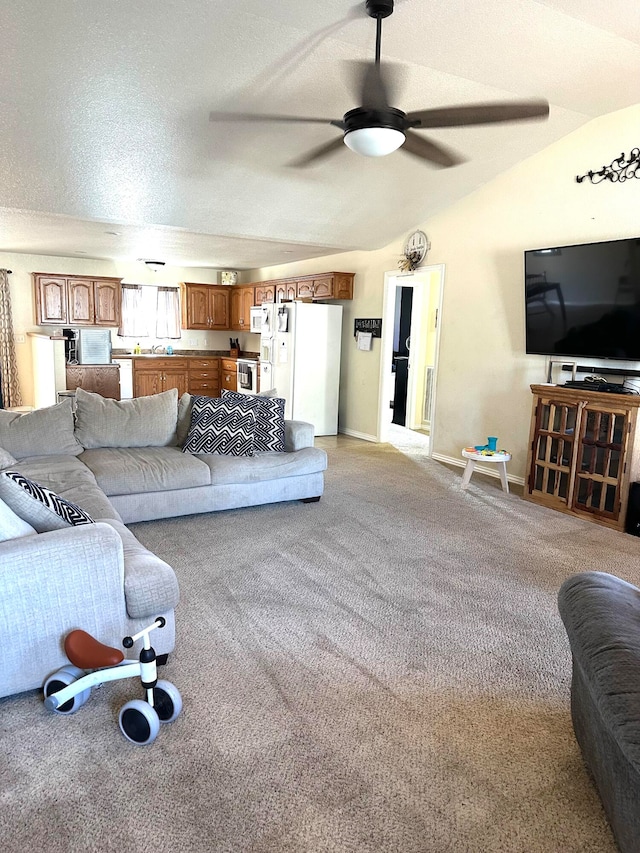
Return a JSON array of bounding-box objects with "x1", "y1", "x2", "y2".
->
[{"x1": 0, "y1": 0, "x2": 638, "y2": 269}]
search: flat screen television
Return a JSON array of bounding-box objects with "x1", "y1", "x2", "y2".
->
[{"x1": 525, "y1": 237, "x2": 640, "y2": 360}]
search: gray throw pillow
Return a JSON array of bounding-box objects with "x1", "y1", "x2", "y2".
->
[
  {"x1": 0, "y1": 496, "x2": 37, "y2": 541},
  {"x1": 0, "y1": 471, "x2": 94, "y2": 532},
  {"x1": 176, "y1": 392, "x2": 194, "y2": 448},
  {"x1": 221, "y1": 390, "x2": 285, "y2": 452},
  {"x1": 0, "y1": 446, "x2": 17, "y2": 470},
  {"x1": 183, "y1": 395, "x2": 256, "y2": 457},
  {"x1": 0, "y1": 400, "x2": 82, "y2": 460},
  {"x1": 74, "y1": 387, "x2": 179, "y2": 448}
]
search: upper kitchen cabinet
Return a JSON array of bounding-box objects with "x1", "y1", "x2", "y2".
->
[
  {"x1": 34, "y1": 274, "x2": 122, "y2": 326},
  {"x1": 254, "y1": 284, "x2": 275, "y2": 304},
  {"x1": 230, "y1": 285, "x2": 255, "y2": 331},
  {"x1": 181, "y1": 283, "x2": 229, "y2": 330},
  {"x1": 275, "y1": 281, "x2": 297, "y2": 303},
  {"x1": 34, "y1": 276, "x2": 67, "y2": 325},
  {"x1": 296, "y1": 272, "x2": 354, "y2": 301}
]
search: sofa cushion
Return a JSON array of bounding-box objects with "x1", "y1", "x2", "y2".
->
[
  {"x1": 14, "y1": 454, "x2": 121, "y2": 521},
  {"x1": 199, "y1": 446, "x2": 327, "y2": 485},
  {"x1": 80, "y1": 447, "x2": 212, "y2": 496},
  {"x1": 0, "y1": 471, "x2": 94, "y2": 532},
  {"x1": 176, "y1": 392, "x2": 193, "y2": 448},
  {"x1": 0, "y1": 496, "x2": 37, "y2": 541},
  {"x1": 98, "y1": 518, "x2": 180, "y2": 618},
  {"x1": 183, "y1": 395, "x2": 256, "y2": 457},
  {"x1": 221, "y1": 389, "x2": 285, "y2": 452},
  {"x1": 0, "y1": 400, "x2": 82, "y2": 460},
  {"x1": 74, "y1": 387, "x2": 179, "y2": 449}
]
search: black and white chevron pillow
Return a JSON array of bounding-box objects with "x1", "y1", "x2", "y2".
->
[
  {"x1": 182, "y1": 396, "x2": 256, "y2": 456},
  {"x1": 0, "y1": 471, "x2": 94, "y2": 533},
  {"x1": 222, "y1": 390, "x2": 285, "y2": 453}
]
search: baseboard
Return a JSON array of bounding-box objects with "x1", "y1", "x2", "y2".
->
[
  {"x1": 339, "y1": 428, "x2": 378, "y2": 443},
  {"x1": 431, "y1": 451, "x2": 525, "y2": 487}
]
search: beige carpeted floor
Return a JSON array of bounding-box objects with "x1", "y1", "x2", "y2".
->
[{"x1": 2, "y1": 435, "x2": 637, "y2": 852}]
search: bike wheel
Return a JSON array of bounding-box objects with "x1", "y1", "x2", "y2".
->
[
  {"x1": 153, "y1": 680, "x2": 183, "y2": 723},
  {"x1": 119, "y1": 699, "x2": 160, "y2": 745},
  {"x1": 43, "y1": 666, "x2": 91, "y2": 714}
]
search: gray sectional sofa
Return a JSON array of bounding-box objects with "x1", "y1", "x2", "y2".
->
[{"x1": 0, "y1": 388, "x2": 326, "y2": 699}]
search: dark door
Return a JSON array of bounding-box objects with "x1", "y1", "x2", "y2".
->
[{"x1": 392, "y1": 287, "x2": 413, "y2": 426}]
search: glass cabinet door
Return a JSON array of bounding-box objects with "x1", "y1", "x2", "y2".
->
[
  {"x1": 572, "y1": 408, "x2": 627, "y2": 520},
  {"x1": 529, "y1": 399, "x2": 579, "y2": 504}
]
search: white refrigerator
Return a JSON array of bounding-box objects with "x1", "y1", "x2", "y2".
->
[{"x1": 259, "y1": 302, "x2": 343, "y2": 436}]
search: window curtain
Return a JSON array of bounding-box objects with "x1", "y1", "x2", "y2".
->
[
  {"x1": 155, "y1": 287, "x2": 181, "y2": 339},
  {"x1": 119, "y1": 284, "x2": 181, "y2": 340},
  {"x1": 118, "y1": 284, "x2": 150, "y2": 338},
  {"x1": 0, "y1": 270, "x2": 22, "y2": 408}
]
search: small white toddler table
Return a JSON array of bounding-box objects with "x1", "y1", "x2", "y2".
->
[{"x1": 461, "y1": 448, "x2": 512, "y2": 494}]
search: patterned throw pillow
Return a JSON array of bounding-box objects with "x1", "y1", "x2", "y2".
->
[
  {"x1": 0, "y1": 472, "x2": 94, "y2": 533},
  {"x1": 221, "y1": 390, "x2": 285, "y2": 453},
  {"x1": 182, "y1": 396, "x2": 256, "y2": 457}
]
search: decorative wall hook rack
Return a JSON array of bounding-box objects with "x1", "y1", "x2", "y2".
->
[{"x1": 576, "y1": 148, "x2": 640, "y2": 184}]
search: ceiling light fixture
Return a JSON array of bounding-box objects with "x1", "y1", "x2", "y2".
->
[
  {"x1": 344, "y1": 126, "x2": 405, "y2": 157},
  {"x1": 144, "y1": 260, "x2": 166, "y2": 272}
]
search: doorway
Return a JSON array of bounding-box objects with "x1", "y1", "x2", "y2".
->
[{"x1": 378, "y1": 265, "x2": 444, "y2": 454}]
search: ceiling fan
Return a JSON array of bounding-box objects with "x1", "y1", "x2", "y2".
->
[{"x1": 209, "y1": 0, "x2": 549, "y2": 169}]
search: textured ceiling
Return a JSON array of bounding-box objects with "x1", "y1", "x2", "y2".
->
[{"x1": 0, "y1": 0, "x2": 638, "y2": 269}]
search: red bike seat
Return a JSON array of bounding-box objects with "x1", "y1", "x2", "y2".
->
[{"x1": 64, "y1": 630, "x2": 125, "y2": 669}]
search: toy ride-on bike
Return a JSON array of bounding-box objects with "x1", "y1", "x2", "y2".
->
[{"x1": 43, "y1": 617, "x2": 182, "y2": 745}]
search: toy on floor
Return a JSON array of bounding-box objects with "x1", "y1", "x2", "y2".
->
[{"x1": 43, "y1": 617, "x2": 182, "y2": 746}]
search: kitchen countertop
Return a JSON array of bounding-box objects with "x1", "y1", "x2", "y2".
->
[{"x1": 112, "y1": 350, "x2": 259, "y2": 360}]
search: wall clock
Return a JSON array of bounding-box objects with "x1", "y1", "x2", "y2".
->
[{"x1": 399, "y1": 230, "x2": 429, "y2": 272}]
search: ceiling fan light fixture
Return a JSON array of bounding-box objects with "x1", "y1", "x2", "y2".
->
[{"x1": 344, "y1": 126, "x2": 405, "y2": 157}]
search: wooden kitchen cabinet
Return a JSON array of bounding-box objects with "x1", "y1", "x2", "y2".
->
[
  {"x1": 66, "y1": 365, "x2": 120, "y2": 399},
  {"x1": 35, "y1": 276, "x2": 67, "y2": 325},
  {"x1": 34, "y1": 273, "x2": 122, "y2": 326},
  {"x1": 254, "y1": 284, "x2": 275, "y2": 304},
  {"x1": 524, "y1": 384, "x2": 640, "y2": 531},
  {"x1": 295, "y1": 272, "x2": 354, "y2": 301},
  {"x1": 133, "y1": 358, "x2": 188, "y2": 398},
  {"x1": 220, "y1": 357, "x2": 238, "y2": 392},
  {"x1": 229, "y1": 286, "x2": 255, "y2": 331},
  {"x1": 187, "y1": 357, "x2": 220, "y2": 396},
  {"x1": 180, "y1": 283, "x2": 229, "y2": 330},
  {"x1": 275, "y1": 281, "x2": 297, "y2": 303}
]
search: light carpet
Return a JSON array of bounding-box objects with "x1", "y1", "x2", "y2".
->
[{"x1": 2, "y1": 435, "x2": 637, "y2": 852}]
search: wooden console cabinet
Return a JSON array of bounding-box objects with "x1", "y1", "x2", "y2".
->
[
  {"x1": 66, "y1": 365, "x2": 120, "y2": 399},
  {"x1": 524, "y1": 384, "x2": 640, "y2": 531}
]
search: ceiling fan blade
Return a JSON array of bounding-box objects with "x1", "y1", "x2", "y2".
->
[
  {"x1": 401, "y1": 130, "x2": 465, "y2": 168},
  {"x1": 210, "y1": 111, "x2": 345, "y2": 130},
  {"x1": 345, "y1": 60, "x2": 401, "y2": 109},
  {"x1": 289, "y1": 136, "x2": 346, "y2": 168},
  {"x1": 406, "y1": 99, "x2": 549, "y2": 129}
]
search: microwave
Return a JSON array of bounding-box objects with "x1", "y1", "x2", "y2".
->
[{"x1": 249, "y1": 306, "x2": 263, "y2": 334}]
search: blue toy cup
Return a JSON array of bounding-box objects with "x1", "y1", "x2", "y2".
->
[{"x1": 487, "y1": 436, "x2": 498, "y2": 452}]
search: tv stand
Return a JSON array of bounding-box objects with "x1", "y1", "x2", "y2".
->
[{"x1": 525, "y1": 384, "x2": 640, "y2": 532}]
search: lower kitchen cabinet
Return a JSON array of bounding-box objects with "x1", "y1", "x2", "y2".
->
[
  {"x1": 524, "y1": 383, "x2": 640, "y2": 531},
  {"x1": 220, "y1": 358, "x2": 237, "y2": 392},
  {"x1": 187, "y1": 357, "x2": 220, "y2": 396},
  {"x1": 66, "y1": 365, "x2": 120, "y2": 399},
  {"x1": 133, "y1": 358, "x2": 188, "y2": 397}
]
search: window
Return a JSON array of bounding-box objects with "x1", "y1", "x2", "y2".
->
[{"x1": 119, "y1": 285, "x2": 181, "y2": 339}]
